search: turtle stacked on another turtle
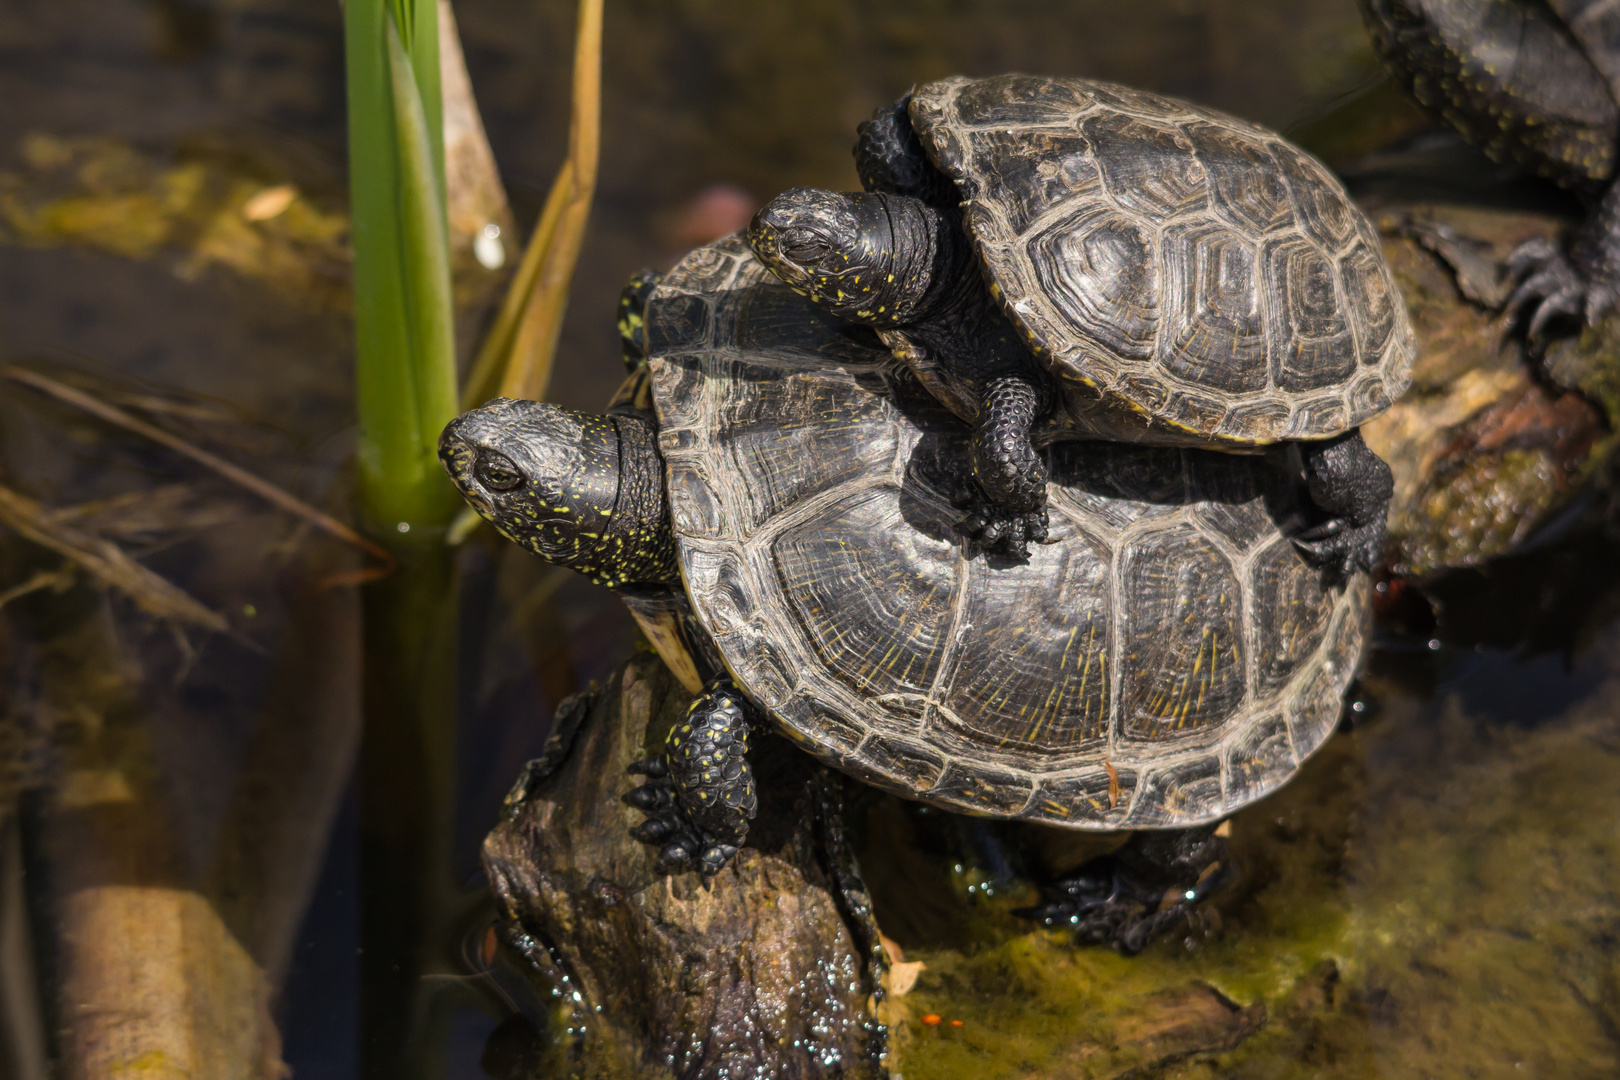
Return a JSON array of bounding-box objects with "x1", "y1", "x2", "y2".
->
[
  {"x1": 441, "y1": 235, "x2": 1369, "y2": 951},
  {"x1": 748, "y1": 73, "x2": 1414, "y2": 574}
]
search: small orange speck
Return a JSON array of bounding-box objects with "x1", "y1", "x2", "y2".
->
[
  {"x1": 481, "y1": 926, "x2": 498, "y2": 968},
  {"x1": 950, "y1": 1019, "x2": 964, "y2": 1027},
  {"x1": 921, "y1": 1014, "x2": 942, "y2": 1027}
]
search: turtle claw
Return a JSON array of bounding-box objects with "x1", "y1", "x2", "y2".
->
[
  {"x1": 1016, "y1": 829, "x2": 1232, "y2": 955},
  {"x1": 1296, "y1": 430, "x2": 1390, "y2": 578},
  {"x1": 628, "y1": 815, "x2": 676, "y2": 841},
  {"x1": 654, "y1": 839, "x2": 697, "y2": 875},
  {"x1": 623, "y1": 680, "x2": 757, "y2": 882},
  {"x1": 1503, "y1": 238, "x2": 1619, "y2": 341},
  {"x1": 958, "y1": 502, "x2": 1048, "y2": 560},
  {"x1": 697, "y1": 843, "x2": 740, "y2": 878},
  {"x1": 1504, "y1": 237, "x2": 1557, "y2": 279},
  {"x1": 1015, "y1": 894, "x2": 1197, "y2": 956},
  {"x1": 1013, "y1": 857, "x2": 1214, "y2": 956},
  {"x1": 628, "y1": 756, "x2": 668, "y2": 779},
  {"x1": 1292, "y1": 518, "x2": 1381, "y2": 579},
  {"x1": 623, "y1": 761, "x2": 739, "y2": 879},
  {"x1": 1294, "y1": 518, "x2": 1343, "y2": 542},
  {"x1": 622, "y1": 784, "x2": 667, "y2": 812}
]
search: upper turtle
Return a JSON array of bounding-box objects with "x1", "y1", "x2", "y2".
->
[
  {"x1": 748, "y1": 76, "x2": 1405, "y2": 574},
  {"x1": 902, "y1": 74, "x2": 1414, "y2": 444}
]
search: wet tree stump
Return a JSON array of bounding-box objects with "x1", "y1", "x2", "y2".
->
[{"x1": 482, "y1": 653, "x2": 885, "y2": 1080}]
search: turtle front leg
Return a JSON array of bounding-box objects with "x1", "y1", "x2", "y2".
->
[
  {"x1": 1293, "y1": 429, "x2": 1393, "y2": 578},
  {"x1": 959, "y1": 373, "x2": 1051, "y2": 559},
  {"x1": 1015, "y1": 824, "x2": 1230, "y2": 955},
  {"x1": 854, "y1": 94, "x2": 960, "y2": 206},
  {"x1": 624, "y1": 677, "x2": 759, "y2": 879}
]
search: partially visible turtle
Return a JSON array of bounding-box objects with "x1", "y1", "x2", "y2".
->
[
  {"x1": 440, "y1": 235, "x2": 1368, "y2": 950},
  {"x1": 1360, "y1": 0, "x2": 1620, "y2": 338},
  {"x1": 748, "y1": 73, "x2": 1412, "y2": 573}
]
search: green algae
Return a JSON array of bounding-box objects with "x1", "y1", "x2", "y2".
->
[
  {"x1": 1403, "y1": 448, "x2": 1577, "y2": 574},
  {"x1": 866, "y1": 734, "x2": 1365, "y2": 1078},
  {"x1": 0, "y1": 133, "x2": 352, "y2": 311},
  {"x1": 1183, "y1": 683, "x2": 1620, "y2": 1080},
  {"x1": 13, "y1": 3, "x2": 1620, "y2": 1073},
  {"x1": 1546, "y1": 315, "x2": 1620, "y2": 428},
  {"x1": 864, "y1": 646, "x2": 1620, "y2": 1078}
]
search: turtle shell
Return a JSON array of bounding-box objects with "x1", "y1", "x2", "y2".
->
[
  {"x1": 907, "y1": 74, "x2": 1414, "y2": 446},
  {"x1": 642, "y1": 234, "x2": 1368, "y2": 829}
]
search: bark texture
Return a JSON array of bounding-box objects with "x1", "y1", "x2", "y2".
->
[{"x1": 482, "y1": 653, "x2": 884, "y2": 1080}]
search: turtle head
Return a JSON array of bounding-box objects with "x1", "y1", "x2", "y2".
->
[
  {"x1": 748, "y1": 186, "x2": 949, "y2": 327},
  {"x1": 439, "y1": 398, "x2": 676, "y2": 588}
]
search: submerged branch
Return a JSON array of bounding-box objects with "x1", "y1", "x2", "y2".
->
[
  {"x1": 0, "y1": 482, "x2": 227, "y2": 632},
  {"x1": 2, "y1": 364, "x2": 394, "y2": 569},
  {"x1": 0, "y1": 569, "x2": 70, "y2": 611}
]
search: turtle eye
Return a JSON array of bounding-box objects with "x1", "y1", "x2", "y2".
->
[
  {"x1": 778, "y1": 227, "x2": 832, "y2": 264},
  {"x1": 475, "y1": 451, "x2": 524, "y2": 492}
]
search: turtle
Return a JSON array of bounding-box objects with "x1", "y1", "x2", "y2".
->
[
  {"x1": 746, "y1": 73, "x2": 1414, "y2": 574},
  {"x1": 1360, "y1": 0, "x2": 1620, "y2": 338},
  {"x1": 439, "y1": 235, "x2": 1369, "y2": 950}
]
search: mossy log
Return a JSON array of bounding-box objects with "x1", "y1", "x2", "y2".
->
[{"x1": 482, "y1": 653, "x2": 886, "y2": 1080}]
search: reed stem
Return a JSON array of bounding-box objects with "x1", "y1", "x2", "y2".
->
[{"x1": 343, "y1": 3, "x2": 464, "y2": 1077}]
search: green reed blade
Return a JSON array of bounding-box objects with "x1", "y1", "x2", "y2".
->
[{"x1": 346, "y1": 0, "x2": 458, "y2": 543}]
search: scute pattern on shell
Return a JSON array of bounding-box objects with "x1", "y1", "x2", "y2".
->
[
  {"x1": 908, "y1": 74, "x2": 1415, "y2": 445},
  {"x1": 645, "y1": 235, "x2": 1368, "y2": 830}
]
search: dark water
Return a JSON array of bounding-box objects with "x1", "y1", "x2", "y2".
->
[{"x1": 3, "y1": 1, "x2": 1619, "y2": 1077}]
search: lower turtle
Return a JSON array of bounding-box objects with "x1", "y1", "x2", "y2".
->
[{"x1": 440, "y1": 235, "x2": 1369, "y2": 950}]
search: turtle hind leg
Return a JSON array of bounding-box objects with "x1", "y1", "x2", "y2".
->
[
  {"x1": 1507, "y1": 181, "x2": 1620, "y2": 340},
  {"x1": 854, "y1": 95, "x2": 958, "y2": 206},
  {"x1": 1014, "y1": 825, "x2": 1230, "y2": 955},
  {"x1": 624, "y1": 677, "x2": 758, "y2": 879},
  {"x1": 958, "y1": 373, "x2": 1051, "y2": 560},
  {"x1": 1293, "y1": 429, "x2": 1393, "y2": 578}
]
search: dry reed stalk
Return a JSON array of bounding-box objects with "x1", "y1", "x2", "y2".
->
[{"x1": 461, "y1": 0, "x2": 603, "y2": 408}]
